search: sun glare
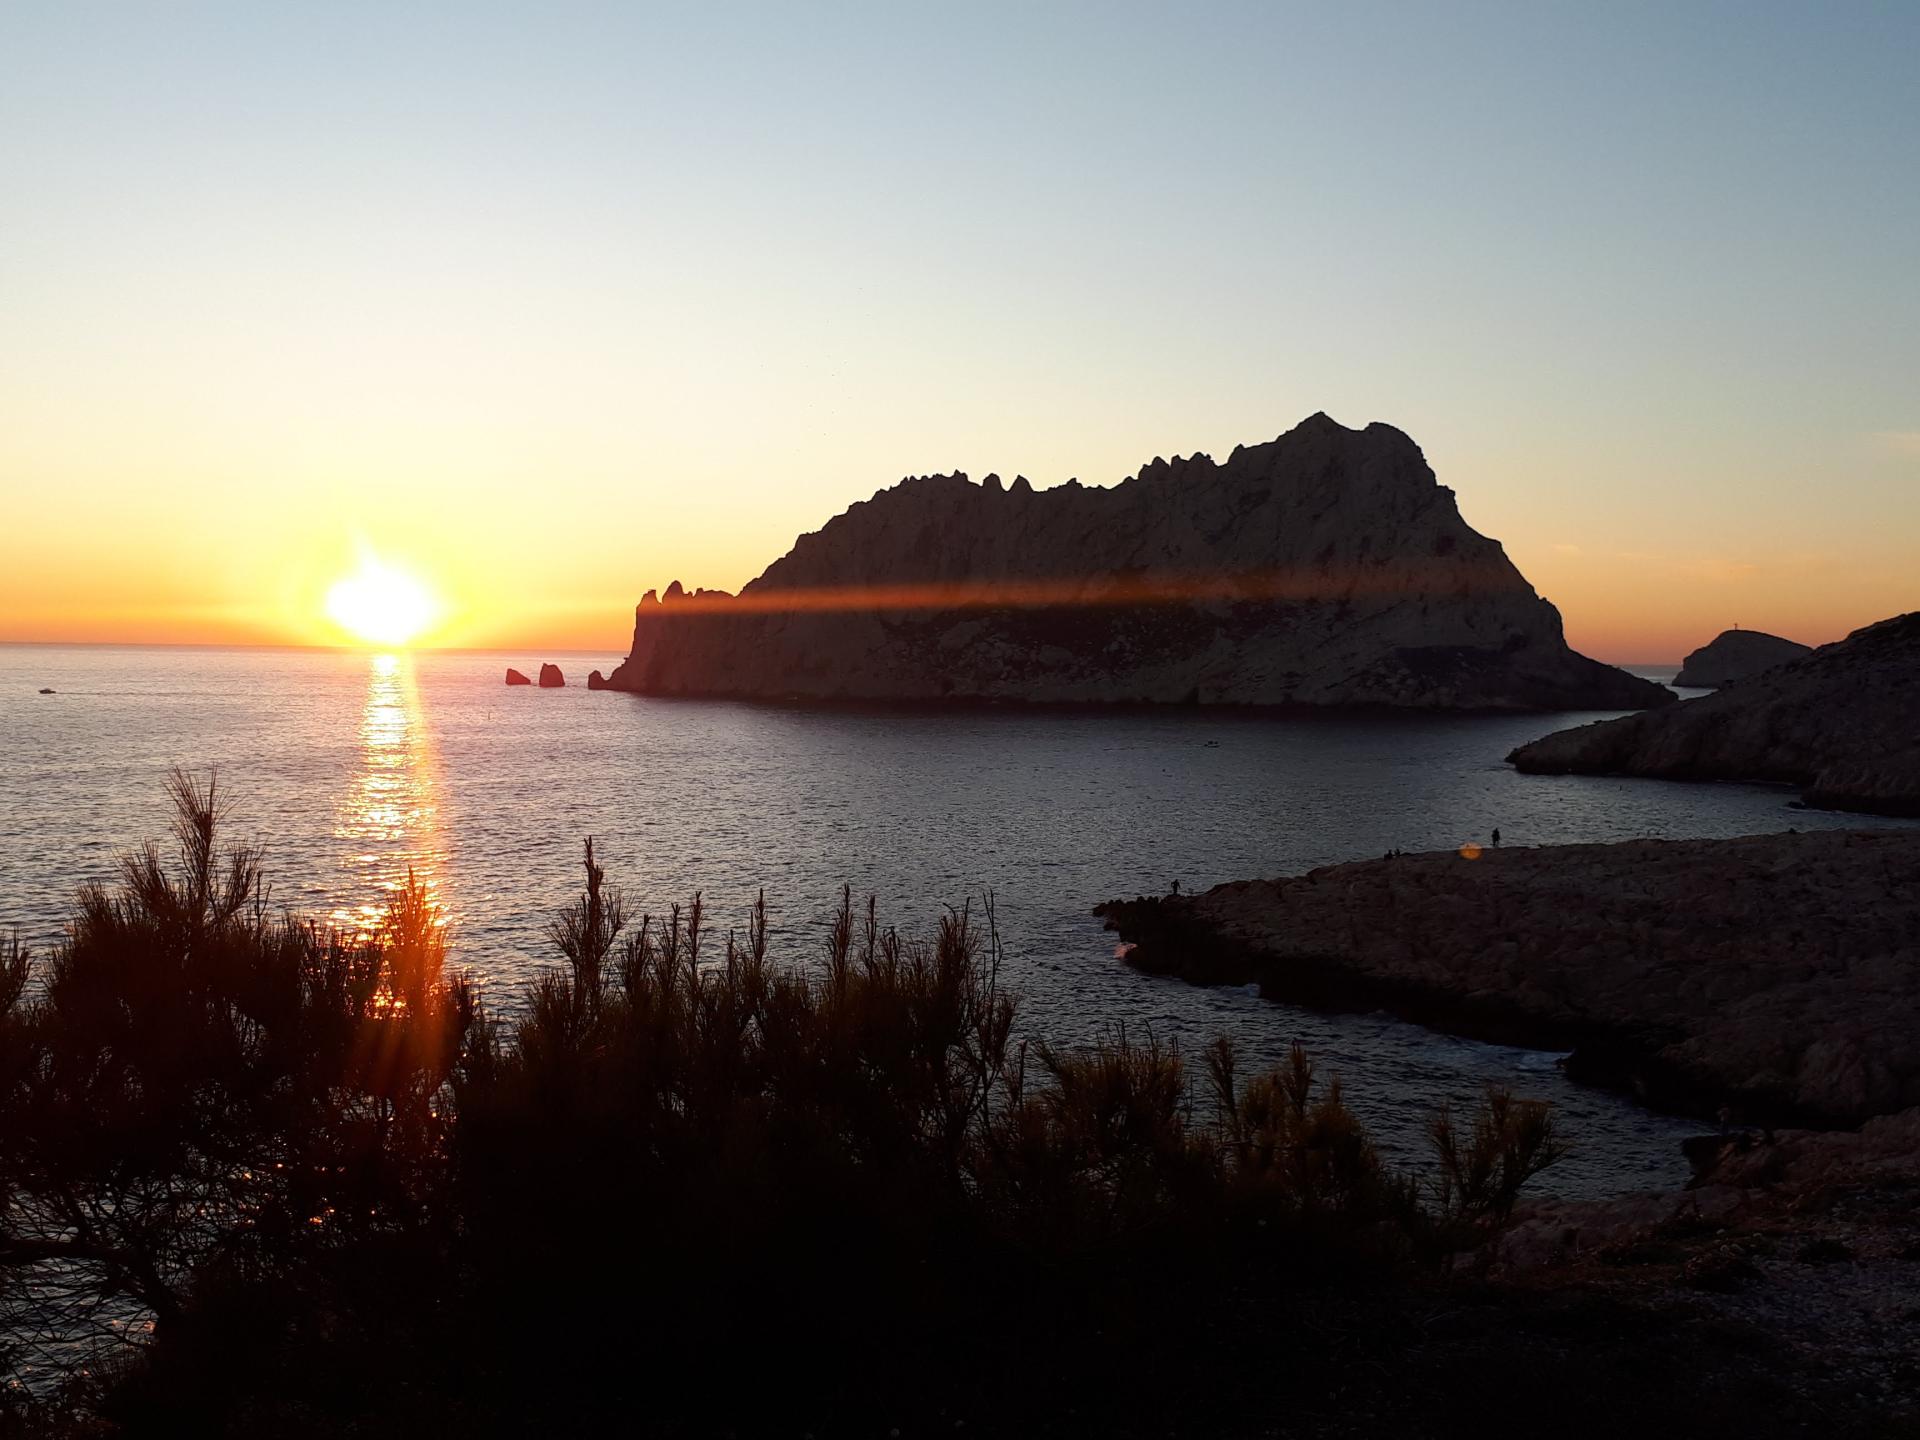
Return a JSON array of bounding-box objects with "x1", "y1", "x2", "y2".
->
[{"x1": 325, "y1": 554, "x2": 439, "y2": 648}]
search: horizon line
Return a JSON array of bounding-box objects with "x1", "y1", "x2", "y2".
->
[
  {"x1": 0, "y1": 639, "x2": 626, "y2": 657},
  {"x1": 0, "y1": 637, "x2": 1686, "y2": 671}
]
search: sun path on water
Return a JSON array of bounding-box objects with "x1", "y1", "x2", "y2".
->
[{"x1": 324, "y1": 550, "x2": 441, "y2": 648}]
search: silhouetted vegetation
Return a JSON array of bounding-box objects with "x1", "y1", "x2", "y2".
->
[{"x1": 2, "y1": 774, "x2": 1602, "y2": 1436}]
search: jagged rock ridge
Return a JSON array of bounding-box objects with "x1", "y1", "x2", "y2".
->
[
  {"x1": 604, "y1": 413, "x2": 1671, "y2": 711},
  {"x1": 1511, "y1": 611, "x2": 1920, "y2": 815},
  {"x1": 1674, "y1": 627, "x2": 1811, "y2": 688}
]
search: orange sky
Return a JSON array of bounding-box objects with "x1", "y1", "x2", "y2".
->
[
  {"x1": 4, "y1": 411, "x2": 1913, "y2": 664},
  {"x1": 1, "y1": 411, "x2": 1913, "y2": 663}
]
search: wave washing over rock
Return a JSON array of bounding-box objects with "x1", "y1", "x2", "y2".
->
[
  {"x1": 602, "y1": 414, "x2": 1671, "y2": 711},
  {"x1": 1673, "y1": 627, "x2": 1810, "y2": 687},
  {"x1": 1512, "y1": 611, "x2": 1920, "y2": 815}
]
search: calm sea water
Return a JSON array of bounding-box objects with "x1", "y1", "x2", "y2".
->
[{"x1": 6, "y1": 644, "x2": 1911, "y2": 1199}]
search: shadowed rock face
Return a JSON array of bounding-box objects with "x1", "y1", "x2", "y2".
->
[
  {"x1": 1674, "y1": 628, "x2": 1811, "y2": 688},
  {"x1": 1512, "y1": 611, "x2": 1920, "y2": 815},
  {"x1": 603, "y1": 414, "x2": 1670, "y2": 712},
  {"x1": 505, "y1": 668, "x2": 532, "y2": 686},
  {"x1": 1099, "y1": 829, "x2": 1920, "y2": 1127},
  {"x1": 537, "y1": 663, "x2": 565, "y2": 688}
]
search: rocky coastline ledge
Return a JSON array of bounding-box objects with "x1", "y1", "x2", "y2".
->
[
  {"x1": 601, "y1": 413, "x2": 1670, "y2": 712},
  {"x1": 1511, "y1": 611, "x2": 1920, "y2": 815},
  {"x1": 1099, "y1": 829, "x2": 1920, "y2": 1128}
]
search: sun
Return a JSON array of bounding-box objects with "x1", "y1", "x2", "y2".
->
[{"x1": 325, "y1": 553, "x2": 440, "y2": 648}]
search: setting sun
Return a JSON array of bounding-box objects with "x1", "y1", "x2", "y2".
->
[{"x1": 324, "y1": 553, "x2": 440, "y2": 648}]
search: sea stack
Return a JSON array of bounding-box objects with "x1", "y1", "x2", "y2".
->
[
  {"x1": 600, "y1": 414, "x2": 1671, "y2": 712},
  {"x1": 538, "y1": 663, "x2": 565, "y2": 688},
  {"x1": 1511, "y1": 610, "x2": 1920, "y2": 815},
  {"x1": 505, "y1": 668, "x2": 532, "y2": 686},
  {"x1": 1674, "y1": 628, "x2": 1810, "y2": 687},
  {"x1": 586, "y1": 670, "x2": 610, "y2": 690}
]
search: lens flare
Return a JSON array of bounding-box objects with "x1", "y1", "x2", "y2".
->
[{"x1": 325, "y1": 554, "x2": 439, "y2": 647}]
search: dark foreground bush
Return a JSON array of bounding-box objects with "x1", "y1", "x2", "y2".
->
[{"x1": 2, "y1": 776, "x2": 1568, "y2": 1437}]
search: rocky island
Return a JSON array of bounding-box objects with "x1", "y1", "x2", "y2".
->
[
  {"x1": 1512, "y1": 611, "x2": 1920, "y2": 814},
  {"x1": 1674, "y1": 627, "x2": 1810, "y2": 687},
  {"x1": 601, "y1": 414, "x2": 1670, "y2": 711},
  {"x1": 1099, "y1": 829, "x2": 1920, "y2": 1127}
]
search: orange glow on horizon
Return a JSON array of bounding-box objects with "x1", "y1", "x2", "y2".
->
[{"x1": 0, "y1": 507, "x2": 1904, "y2": 666}]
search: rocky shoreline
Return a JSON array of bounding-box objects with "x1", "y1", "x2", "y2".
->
[
  {"x1": 1511, "y1": 610, "x2": 1920, "y2": 815},
  {"x1": 1485, "y1": 1105, "x2": 1920, "y2": 1421},
  {"x1": 1099, "y1": 829, "x2": 1920, "y2": 1127}
]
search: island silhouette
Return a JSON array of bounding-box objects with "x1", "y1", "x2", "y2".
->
[{"x1": 599, "y1": 414, "x2": 1669, "y2": 712}]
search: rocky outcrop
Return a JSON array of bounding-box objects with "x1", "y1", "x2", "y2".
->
[
  {"x1": 1099, "y1": 829, "x2": 1920, "y2": 1127},
  {"x1": 1511, "y1": 611, "x2": 1920, "y2": 815},
  {"x1": 1492, "y1": 1105, "x2": 1920, "y2": 1410},
  {"x1": 505, "y1": 668, "x2": 532, "y2": 686},
  {"x1": 602, "y1": 414, "x2": 1670, "y2": 712},
  {"x1": 586, "y1": 670, "x2": 611, "y2": 690},
  {"x1": 1674, "y1": 628, "x2": 1810, "y2": 687},
  {"x1": 538, "y1": 664, "x2": 565, "y2": 688}
]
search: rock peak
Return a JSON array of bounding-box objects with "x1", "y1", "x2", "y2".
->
[
  {"x1": 1674, "y1": 627, "x2": 1811, "y2": 688},
  {"x1": 1292, "y1": 410, "x2": 1352, "y2": 435}
]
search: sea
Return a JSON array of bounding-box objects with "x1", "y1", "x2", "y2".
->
[{"x1": 7, "y1": 643, "x2": 1912, "y2": 1200}]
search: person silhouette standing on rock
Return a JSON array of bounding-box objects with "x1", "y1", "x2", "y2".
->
[{"x1": 1491, "y1": 828, "x2": 1502, "y2": 848}]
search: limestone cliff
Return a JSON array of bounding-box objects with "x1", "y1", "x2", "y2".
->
[
  {"x1": 604, "y1": 413, "x2": 1670, "y2": 711},
  {"x1": 1511, "y1": 611, "x2": 1920, "y2": 815},
  {"x1": 1674, "y1": 627, "x2": 1810, "y2": 687}
]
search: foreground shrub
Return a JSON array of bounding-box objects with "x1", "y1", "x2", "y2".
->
[
  {"x1": 1, "y1": 778, "x2": 1566, "y2": 1434},
  {"x1": 0, "y1": 773, "x2": 473, "y2": 1412}
]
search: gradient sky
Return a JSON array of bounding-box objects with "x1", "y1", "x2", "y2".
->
[{"x1": 2, "y1": 1, "x2": 1915, "y2": 660}]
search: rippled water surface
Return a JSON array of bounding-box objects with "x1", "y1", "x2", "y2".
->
[{"x1": 7, "y1": 644, "x2": 1912, "y2": 1199}]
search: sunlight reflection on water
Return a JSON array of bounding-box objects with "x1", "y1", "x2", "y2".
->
[{"x1": 331, "y1": 653, "x2": 446, "y2": 937}]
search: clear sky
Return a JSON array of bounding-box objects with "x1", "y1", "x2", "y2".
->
[{"x1": 2, "y1": 1, "x2": 1914, "y2": 660}]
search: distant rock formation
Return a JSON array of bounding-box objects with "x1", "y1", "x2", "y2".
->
[
  {"x1": 538, "y1": 663, "x2": 565, "y2": 688},
  {"x1": 1510, "y1": 611, "x2": 1920, "y2": 815},
  {"x1": 505, "y1": 668, "x2": 532, "y2": 686},
  {"x1": 1674, "y1": 628, "x2": 1810, "y2": 687},
  {"x1": 586, "y1": 670, "x2": 611, "y2": 690},
  {"x1": 1099, "y1": 829, "x2": 1920, "y2": 1126},
  {"x1": 601, "y1": 414, "x2": 1670, "y2": 712}
]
